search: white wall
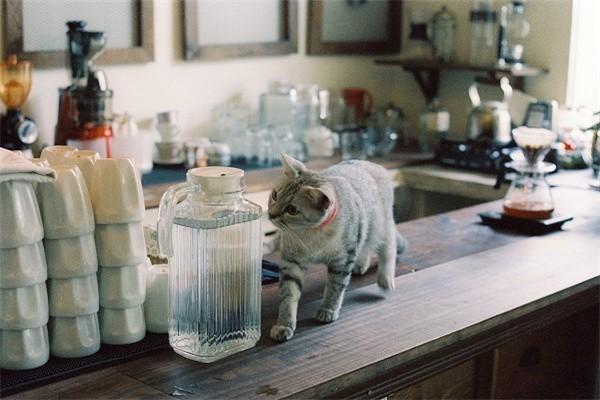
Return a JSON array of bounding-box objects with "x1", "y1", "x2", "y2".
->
[{"x1": 0, "y1": 0, "x2": 573, "y2": 146}]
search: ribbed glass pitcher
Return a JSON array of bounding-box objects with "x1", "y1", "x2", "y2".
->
[{"x1": 158, "y1": 167, "x2": 262, "y2": 363}]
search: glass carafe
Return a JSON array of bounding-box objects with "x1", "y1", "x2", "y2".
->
[
  {"x1": 158, "y1": 167, "x2": 262, "y2": 363},
  {"x1": 503, "y1": 162, "x2": 555, "y2": 220}
]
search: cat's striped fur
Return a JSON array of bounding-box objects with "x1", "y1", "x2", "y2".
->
[{"x1": 268, "y1": 154, "x2": 407, "y2": 341}]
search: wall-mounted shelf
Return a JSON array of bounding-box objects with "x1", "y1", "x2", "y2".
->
[{"x1": 375, "y1": 58, "x2": 549, "y2": 102}]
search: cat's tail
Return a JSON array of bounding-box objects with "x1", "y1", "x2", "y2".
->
[{"x1": 396, "y1": 231, "x2": 408, "y2": 254}]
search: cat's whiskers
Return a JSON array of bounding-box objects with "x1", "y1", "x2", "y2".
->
[{"x1": 279, "y1": 222, "x2": 309, "y2": 252}]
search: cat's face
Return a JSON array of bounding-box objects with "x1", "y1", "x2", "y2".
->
[{"x1": 268, "y1": 154, "x2": 332, "y2": 229}]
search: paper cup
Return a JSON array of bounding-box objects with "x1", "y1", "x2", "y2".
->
[
  {"x1": 90, "y1": 158, "x2": 144, "y2": 224},
  {"x1": 0, "y1": 241, "x2": 47, "y2": 288},
  {"x1": 48, "y1": 274, "x2": 99, "y2": 317},
  {"x1": 99, "y1": 305, "x2": 146, "y2": 345},
  {"x1": 0, "y1": 283, "x2": 49, "y2": 329},
  {"x1": 95, "y1": 222, "x2": 147, "y2": 267},
  {"x1": 37, "y1": 165, "x2": 94, "y2": 239},
  {"x1": 0, "y1": 326, "x2": 49, "y2": 370},
  {"x1": 63, "y1": 150, "x2": 100, "y2": 191},
  {"x1": 98, "y1": 263, "x2": 146, "y2": 309},
  {"x1": 44, "y1": 234, "x2": 98, "y2": 279},
  {"x1": 40, "y1": 145, "x2": 77, "y2": 166},
  {"x1": 49, "y1": 313, "x2": 101, "y2": 358},
  {"x1": 0, "y1": 180, "x2": 43, "y2": 249}
]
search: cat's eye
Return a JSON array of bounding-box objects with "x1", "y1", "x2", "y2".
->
[
  {"x1": 271, "y1": 190, "x2": 278, "y2": 201},
  {"x1": 285, "y1": 205, "x2": 299, "y2": 215}
]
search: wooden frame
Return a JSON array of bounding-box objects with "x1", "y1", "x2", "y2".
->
[
  {"x1": 2, "y1": 0, "x2": 154, "y2": 68},
  {"x1": 307, "y1": 0, "x2": 402, "y2": 55},
  {"x1": 183, "y1": 0, "x2": 298, "y2": 61}
]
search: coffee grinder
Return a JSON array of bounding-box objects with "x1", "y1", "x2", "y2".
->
[
  {"x1": 55, "y1": 21, "x2": 114, "y2": 157},
  {"x1": 0, "y1": 55, "x2": 39, "y2": 157}
]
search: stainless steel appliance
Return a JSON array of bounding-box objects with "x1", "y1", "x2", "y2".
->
[{"x1": 467, "y1": 77, "x2": 513, "y2": 145}]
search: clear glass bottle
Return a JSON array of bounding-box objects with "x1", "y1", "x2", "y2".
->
[
  {"x1": 469, "y1": 0, "x2": 497, "y2": 66},
  {"x1": 503, "y1": 162, "x2": 555, "y2": 219},
  {"x1": 158, "y1": 167, "x2": 262, "y2": 363},
  {"x1": 498, "y1": 1, "x2": 530, "y2": 66},
  {"x1": 419, "y1": 98, "x2": 450, "y2": 153},
  {"x1": 431, "y1": 6, "x2": 457, "y2": 62}
]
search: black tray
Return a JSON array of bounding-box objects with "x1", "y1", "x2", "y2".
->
[
  {"x1": 1, "y1": 262, "x2": 280, "y2": 396},
  {"x1": 479, "y1": 211, "x2": 573, "y2": 235}
]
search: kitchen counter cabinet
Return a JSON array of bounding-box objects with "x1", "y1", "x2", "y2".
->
[{"x1": 8, "y1": 186, "x2": 599, "y2": 399}]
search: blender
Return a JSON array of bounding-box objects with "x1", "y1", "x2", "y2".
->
[
  {"x1": 502, "y1": 127, "x2": 557, "y2": 219},
  {"x1": 55, "y1": 21, "x2": 114, "y2": 157},
  {"x1": 0, "y1": 55, "x2": 39, "y2": 157}
]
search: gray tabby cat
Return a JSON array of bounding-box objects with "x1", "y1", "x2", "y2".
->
[{"x1": 268, "y1": 154, "x2": 407, "y2": 342}]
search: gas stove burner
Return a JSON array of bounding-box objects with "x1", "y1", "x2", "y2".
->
[{"x1": 435, "y1": 138, "x2": 516, "y2": 173}]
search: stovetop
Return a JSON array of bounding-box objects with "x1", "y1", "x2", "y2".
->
[{"x1": 435, "y1": 138, "x2": 516, "y2": 173}]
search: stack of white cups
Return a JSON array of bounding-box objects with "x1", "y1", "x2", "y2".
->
[
  {"x1": 38, "y1": 165, "x2": 101, "y2": 358},
  {"x1": 0, "y1": 180, "x2": 50, "y2": 369},
  {"x1": 91, "y1": 158, "x2": 147, "y2": 345}
]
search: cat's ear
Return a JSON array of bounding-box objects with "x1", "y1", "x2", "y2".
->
[
  {"x1": 281, "y1": 153, "x2": 306, "y2": 178},
  {"x1": 303, "y1": 187, "x2": 331, "y2": 211}
]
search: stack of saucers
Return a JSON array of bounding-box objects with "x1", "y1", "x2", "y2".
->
[
  {"x1": 0, "y1": 179, "x2": 50, "y2": 370},
  {"x1": 38, "y1": 165, "x2": 101, "y2": 358},
  {"x1": 91, "y1": 158, "x2": 147, "y2": 345}
]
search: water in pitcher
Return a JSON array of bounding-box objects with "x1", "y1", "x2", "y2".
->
[{"x1": 169, "y1": 213, "x2": 262, "y2": 363}]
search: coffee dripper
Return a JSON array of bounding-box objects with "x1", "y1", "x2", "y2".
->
[
  {"x1": 0, "y1": 55, "x2": 39, "y2": 157},
  {"x1": 502, "y1": 127, "x2": 557, "y2": 220}
]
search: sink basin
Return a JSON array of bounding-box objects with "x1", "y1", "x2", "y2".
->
[{"x1": 393, "y1": 186, "x2": 486, "y2": 223}]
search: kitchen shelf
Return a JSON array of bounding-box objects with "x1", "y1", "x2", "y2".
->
[{"x1": 375, "y1": 57, "x2": 549, "y2": 102}]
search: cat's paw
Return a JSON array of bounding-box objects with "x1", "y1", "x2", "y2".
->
[
  {"x1": 377, "y1": 274, "x2": 396, "y2": 291},
  {"x1": 315, "y1": 308, "x2": 339, "y2": 323},
  {"x1": 270, "y1": 325, "x2": 294, "y2": 342},
  {"x1": 352, "y1": 262, "x2": 370, "y2": 275}
]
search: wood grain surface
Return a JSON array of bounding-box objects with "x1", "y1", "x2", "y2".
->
[{"x1": 6, "y1": 186, "x2": 599, "y2": 399}]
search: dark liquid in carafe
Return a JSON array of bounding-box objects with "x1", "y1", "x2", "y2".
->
[{"x1": 503, "y1": 202, "x2": 554, "y2": 220}]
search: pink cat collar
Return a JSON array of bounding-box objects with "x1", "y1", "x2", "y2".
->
[{"x1": 312, "y1": 200, "x2": 338, "y2": 230}]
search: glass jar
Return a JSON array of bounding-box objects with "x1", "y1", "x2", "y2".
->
[
  {"x1": 158, "y1": 167, "x2": 262, "y2": 363},
  {"x1": 503, "y1": 162, "x2": 555, "y2": 220},
  {"x1": 469, "y1": 0, "x2": 497, "y2": 66},
  {"x1": 431, "y1": 6, "x2": 457, "y2": 62}
]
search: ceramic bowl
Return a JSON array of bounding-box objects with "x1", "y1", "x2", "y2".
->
[
  {"x1": 44, "y1": 234, "x2": 98, "y2": 279},
  {"x1": 0, "y1": 241, "x2": 47, "y2": 289},
  {"x1": 0, "y1": 326, "x2": 49, "y2": 370},
  {"x1": 0, "y1": 283, "x2": 49, "y2": 329},
  {"x1": 40, "y1": 145, "x2": 77, "y2": 166},
  {"x1": 99, "y1": 305, "x2": 146, "y2": 345},
  {"x1": 95, "y1": 222, "x2": 147, "y2": 267},
  {"x1": 63, "y1": 150, "x2": 100, "y2": 191},
  {"x1": 90, "y1": 158, "x2": 145, "y2": 224},
  {"x1": 144, "y1": 263, "x2": 169, "y2": 334},
  {"x1": 49, "y1": 313, "x2": 101, "y2": 358},
  {"x1": 48, "y1": 274, "x2": 99, "y2": 317},
  {"x1": 0, "y1": 180, "x2": 44, "y2": 249},
  {"x1": 98, "y1": 263, "x2": 146, "y2": 309},
  {"x1": 37, "y1": 165, "x2": 95, "y2": 239}
]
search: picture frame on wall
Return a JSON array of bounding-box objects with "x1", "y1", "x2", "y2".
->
[
  {"x1": 183, "y1": 0, "x2": 298, "y2": 61},
  {"x1": 307, "y1": 0, "x2": 402, "y2": 55},
  {"x1": 2, "y1": 0, "x2": 154, "y2": 68}
]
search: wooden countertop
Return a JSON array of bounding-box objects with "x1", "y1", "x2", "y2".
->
[{"x1": 10, "y1": 186, "x2": 600, "y2": 399}]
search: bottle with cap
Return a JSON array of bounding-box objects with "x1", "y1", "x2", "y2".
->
[{"x1": 157, "y1": 167, "x2": 262, "y2": 363}]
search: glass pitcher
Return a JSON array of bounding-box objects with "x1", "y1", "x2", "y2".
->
[{"x1": 158, "y1": 167, "x2": 262, "y2": 363}]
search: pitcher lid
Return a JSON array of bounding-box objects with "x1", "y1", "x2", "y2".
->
[{"x1": 187, "y1": 167, "x2": 245, "y2": 193}]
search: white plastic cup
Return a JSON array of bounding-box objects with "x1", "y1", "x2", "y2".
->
[
  {"x1": 0, "y1": 180, "x2": 44, "y2": 249},
  {"x1": 37, "y1": 165, "x2": 95, "y2": 239},
  {"x1": 0, "y1": 326, "x2": 50, "y2": 370},
  {"x1": 44, "y1": 234, "x2": 98, "y2": 279},
  {"x1": 95, "y1": 222, "x2": 147, "y2": 267},
  {"x1": 0, "y1": 241, "x2": 47, "y2": 289},
  {"x1": 144, "y1": 263, "x2": 169, "y2": 334},
  {"x1": 48, "y1": 274, "x2": 99, "y2": 317},
  {"x1": 98, "y1": 263, "x2": 146, "y2": 309},
  {"x1": 63, "y1": 150, "x2": 100, "y2": 191},
  {"x1": 49, "y1": 313, "x2": 101, "y2": 358},
  {"x1": 90, "y1": 158, "x2": 145, "y2": 224},
  {"x1": 40, "y1": 145, "x2": 77, "y2": 166},
  {"x1": 99, "y1": 305, "x2": 146, "y2": 345},
  {"x1": 0, "y1": 283, "x2": 49, "y2": 329}
]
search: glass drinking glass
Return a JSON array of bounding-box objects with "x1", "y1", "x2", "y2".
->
[{"x1": 340, "y1": 128, "x2": 369, "y2": 161}]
